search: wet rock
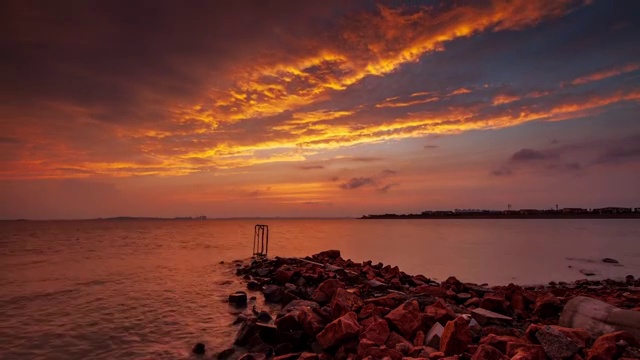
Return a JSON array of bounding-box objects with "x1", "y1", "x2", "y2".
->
[
  {"x1": 330, "y1": 288, "x2": 364, "y2": 318},
  {"x1": 385, "y1": 299, "x2": 423, "y2": 338},
  {"x1": 426, "y1": 322, "x2": 445, "y2": 348},
  {"x1": 229, "y1": 291, "x2": 248, "y2": 306},
  {"x1": 602, "y1": 258, "x2": 619, "y2": 264},
  {"x1": 316, "y1": 311, "x2": 361, "y2": 349},
  {"x1": 233, "y1": 314, "x2": 249, "y2": 325},
  {"x1": 296, "y1": 306, "x2": 324, "y2": 336},
  {"x1": 587, "y1": 331, "x2": 639, "y2": 360},
  {"x1": 360, "y1": 317, "x2": 390, "y2": 345},
  {"x1": 192, "y1": 342, "x2": 206, "y2": 355},
  {"x1": 247, "y1": 280, "x2": 261, "y2": 291},
  {"x1": 279, "y1": 299, "x2": 320, "y2": 317},
  {"x1": 216, "y1": 347, "x2": 235, "y2": 360},
  {"x1": 425, "y1": 298, "x2": 457, "y2": 326},
  {"x1": 440, "y1": 316, "x2": 471, "y2": 356},
  {"x1": 238, "y1": 354, "x2": 267, "y2": 360},
  {"x1": 471, "y1": 308, "x2": 513, "y2": 326},
  {"x1": 507, "y1": 343, "x2": 547, "y2": 360},
  {"x1": 256, "y1": 310, "x2": 272, "y2": 323},
  {"x1": 275, "y1": 311, "x2": 302, "y2": 332},
  {"x1": 535, "y1": 325, "x2": 579, "y2": 360},
  {"x1": 311, "y1": 279, "x2": 344, "y2": 304},
  {"x1": 263, "y1": 285, "x2": 284, "y2": 303},
  {"x1": 533, "y1": 293, "x2": 562, "y2": 318},
  {"x1": 472, "y1": 344, "x2": 508, "y2": 360}
]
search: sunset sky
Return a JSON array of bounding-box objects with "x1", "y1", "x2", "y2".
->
[{"x1": 1, "y1": 0, "x2": 639, "y2": 219}]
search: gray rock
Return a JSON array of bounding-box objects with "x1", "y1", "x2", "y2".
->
[
  {"x1": 471, "y1": 307, "x2": 513, "y2": 326},
  {"x1": 535, "y1": 325, "x2": 579, "y2": 360},
  {"x1": 425, "y1": 322, "x2": 444, "y2": 348}
]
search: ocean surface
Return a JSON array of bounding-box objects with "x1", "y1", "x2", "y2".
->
[{"x1": 1, "y1": 218, "x2": 639, "y2": 359}]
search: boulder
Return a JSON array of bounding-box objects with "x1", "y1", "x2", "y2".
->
[
  {"x1": 534, "y1": 293, "x2": 562, "y2": 318},
  {"x1": 440, "y1": 316, "x2": 471, "y2": 356},
  {"x1": 316, "y1": 250, "x2": 341, "y2": 260},
  {"x1": 229, "y1": 291, "x2": 248, "y2": 306},
  {"x1": 535, "y1": 325, "x2": 579, "y2": 360},
  {"x1": 472, "y1": 344, "x2": 508, "y2": 360},
  {"x1": 363, "y1": 345, "x2": 404, "y2": 360},
  {"x1": 424, "y1": 298, "x2": 457, "y2": 326},
  {"x1": 311, "y1": 279, "x2": 344, "y2": 304},
  {"x1": 263, "y1": 285, "x2": 284, "y2": 303},
  {"x1": 360, "y1": 318, "x2": 390, "y2": 345},
  {"x1": 357, "y1": 338, "x2": 377, "y2": 358},
  {"x1": 368, "y1": 279, "x2": 388, "y2": 291},
  {"x1": 216, "y1": 348, "x2": 235, "y2": 360},
  {"x1": 385, "y1": 300, "x2": 423, "y2": 338},
  {"x1": 316, "y1": 311, "x2": 361, "y2": 349},
  {"x1": 507, "y1": 343, "x2": 547, "y2": 360},
  {"x1": 587, "y1": 331, "x2": 639, "y2": 360},
  {"x1": 426, "y1": 323, "x2": 445, "y2": 348},
  {"x1": 275, "y1": 311, "x2": 302, "y2": 332},
  {"x1": 330, "y1": 288, "x2": 364, "y2": 318},
  {"x1": 275, "y1": 266, "x2": 295, "y2": 284},
  {"x1": 247, "y1": 280, "x2": 261, "y2": 290},
  {"x1": 279, "y1": 300, "x2": 320, "y2": 317},
  {"x1": 471, "y1": 308, "x2": 513, "y2": 326}
]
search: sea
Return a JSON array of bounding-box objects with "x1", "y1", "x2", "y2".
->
[{"x1": 1, "y1": 219, "x2": 639, "y2": 359}]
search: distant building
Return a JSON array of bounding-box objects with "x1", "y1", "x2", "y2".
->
[
  {"x1": 593, "y1": 207, "x2": 632, "y2": 214},
  {"x1": 562, "y1": 208, "x2": 588, "y2": 214},
  {"x1": 519, "y1": 209, "x2": 539, "y2": 215}
]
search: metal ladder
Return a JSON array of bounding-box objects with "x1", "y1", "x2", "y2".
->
[{"x1": 253, "y1": 224, "x2": 269, "y2": 258}]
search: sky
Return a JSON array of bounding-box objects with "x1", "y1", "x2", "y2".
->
[{"x1": 1, "y1": 0, "x2": 639, "y2": 219}]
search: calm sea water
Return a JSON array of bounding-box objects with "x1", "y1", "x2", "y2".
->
[{"x1": 1, "y1": 219, "x2": 639, "y2": 359}]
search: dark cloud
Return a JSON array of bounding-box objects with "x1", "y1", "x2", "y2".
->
[
  {"x1": 381, "y1": 169, "x2": 397, "y2": 176},
  {"x1": 348, "y1": 156, "x2": 384, "y2": 162},
  {"x1": 377, "y1": 183, "x2": 398, "y2": 193},
  {"x1": 339, "y1": 177, "x2": 376, "y2": 190},
  {"x1": 510, "y1": 148, "x2": 556, "y2": 161},
  {"x1": 492, "y1": 166, "x2": 513, "y2": 177},
  {"x1": 424, "y1": 145, "x2": 438, "y2": 149}
]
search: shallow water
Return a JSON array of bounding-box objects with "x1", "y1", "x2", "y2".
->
[{"x1": 1, "y1": 219, "x2": 639, "y2": 359}]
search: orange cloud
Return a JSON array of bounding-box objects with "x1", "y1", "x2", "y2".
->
[{"x1": 569, "y1": 62, "x2": 640, "y2": 85}]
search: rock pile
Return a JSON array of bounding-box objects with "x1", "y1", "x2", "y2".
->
[{"x1": 220, "y1": 250, "x2": 640, "y2": 360}]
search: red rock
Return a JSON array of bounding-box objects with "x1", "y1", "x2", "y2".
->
[
  {"x1": 429, "y1": 351, "x2": 446, "y2": 359},
  {"x1": 524, "y1": 324, "x2": 590, "y2": 349},
  {"x1": 238, "y1": 354, "x2": 267, "y2": 360},
  {"x1": 272, "y1": 354, "x2": 302, "y2": 360},
  {"x1": 507, "y1": 343, "x2": 546, "y2": 360},
  {"x1": 385, "y1": 331, "x2": 412, "y2": 349},
  {"x1": 316, "y1": 311, "x2": 361, "y2": 349},
  {"x1": 357, "y1": 338, "x2": 376, "y2": 358},
  {"x1": 385, "y1": 300, "x2": 423, "y2": 338},
  {"x1": 440, "y1": 316, "x2": 471, "y2": 356},
  {"x1": 413, "y1": 274, "x2": 430, "y2": 285},
  {"x1": 587, "y1": 331, "x2": 639, "y2": 360},
  {"x1": 511, "y1": 291, "x2": 528, "y2": 315},
  {"x1": 479, "y1": 334, "x2": 528, "y2": 354},
  {"x1": 275, "y1": 266, "x2": 294, "y2": 284},
  {"x1": 481, "y1": 325, "x2": 522, "y2": 338},
  {"x1": 480, "y1": 294, "x2": 508, "y2": 314},
  {"x1": 464, "y1": 297, "x2": 482, "y2": 307},
  {"x1": 414, "y1": 330, "x2": 426, "y2": 346},
  {"x1": 311, "y1": 279, "x2": 344, "y2": 304},
  {"x1": 334, "y1": 339, "x2": 358, "y2": 360},
  {"x1": 275, "y1": 311, "x2": 302, "y2": 332},
  {"x1": 359, "y1": 303, "x2": 375, "y2": 319},
  {"x1": 330, "y1": 288, "x2": 364, "y2": 318},
  {"x1": 471, "y1": 308, "x2": 513, "y2": 326},
  {"x1": 297, "y1": 306, "x2": 325, "y2": 336},
  {"x1": 360, "y1": 318, "x2": 390, "y2": 346},
  {"x1": 472, "y1": 344, "x2": 509, "y2": 360},
  {"x1": 367, "y1": 346, "x2": 404, "y2": 360},
  {"x1": 424, "y1": 298, "x2": 457, "y2": 326},
  {"x1": 298, "y1": 353, "x2": 319, "y2": 360},
  {"x1": 415, "y1": 285, "x2": 449, "y2": 297},
  {"x1": 533, "y1": 293, "x2": 562, "y2": 318}
]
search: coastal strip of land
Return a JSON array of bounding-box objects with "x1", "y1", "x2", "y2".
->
[{"x1": 208, "y1": 250, "x2": 640, "y2": 360}]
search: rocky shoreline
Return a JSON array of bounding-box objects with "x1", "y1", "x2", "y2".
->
[{"x1": 211, "y1": 250, "x2": 640, "y2": 360}]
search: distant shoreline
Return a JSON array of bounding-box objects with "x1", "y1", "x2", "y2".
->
[{"x1": 360, "y1": 213, "x2": 640, "y2": 219}]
